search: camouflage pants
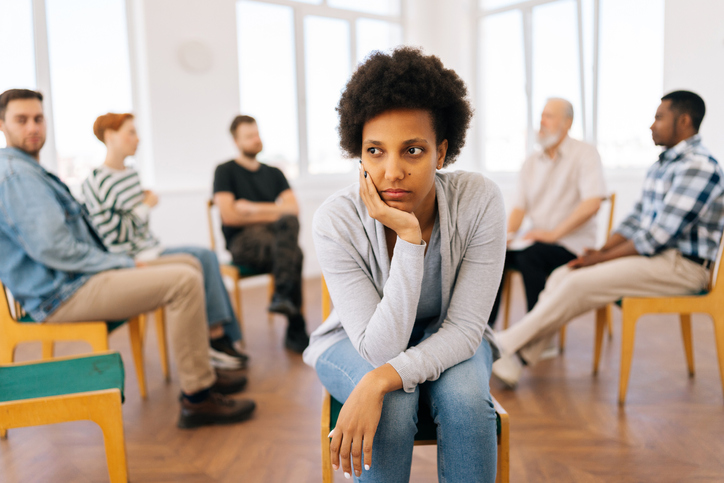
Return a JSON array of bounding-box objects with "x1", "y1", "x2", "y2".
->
[{"x1": 229, "y1": 215, "x2": 303, "y2": 309}]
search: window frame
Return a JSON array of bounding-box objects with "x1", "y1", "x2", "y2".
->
[{"x1": 236, "y1": 0, "x2": 405, "y2": 179}]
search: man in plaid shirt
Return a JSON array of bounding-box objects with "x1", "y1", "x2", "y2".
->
[{"x1": 492, "y1": 90, "x2": 724, "y2": 388}]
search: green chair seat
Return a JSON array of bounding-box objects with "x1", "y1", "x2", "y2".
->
[
  {"x1": 18, "y1": 314, "x2": 126, "y2": 333},
  {"x1": 329, "y1": 395, "x2": 501, "y2": 440},
  {"x1": 0, "y1": 352, "x2": 125, "y2": 403},
  {"x1": 229, "y1": 263, "x2": 266, "y2": 277}
]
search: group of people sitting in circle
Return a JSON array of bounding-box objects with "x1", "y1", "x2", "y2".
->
[{"x1": 1, "y1": 46, "x2": 722, "y2": 482}]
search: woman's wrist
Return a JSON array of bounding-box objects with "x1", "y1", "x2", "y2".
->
[
  {"x1": 396, "y1": 226, "x2": 422, "y2": 246},
  {"x1": 362, "y1": 363, "x2": 404, "y2": 396}
]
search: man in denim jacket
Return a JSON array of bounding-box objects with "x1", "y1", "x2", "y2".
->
[{"x1": 0, "y1": 89, "x2": 254, "y2": 428}]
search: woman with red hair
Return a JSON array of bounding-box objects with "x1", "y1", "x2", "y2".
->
[{"x1": 83, "y1": 113, "x2": 248, "y2": 369}]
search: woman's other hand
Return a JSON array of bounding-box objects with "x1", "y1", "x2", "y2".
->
[
  {"x1": 143, "y1": 190, "x2": 159, "y2": 208},
  {"x1": 359, "y1": 162, "x2": 422, "y2": 246}
]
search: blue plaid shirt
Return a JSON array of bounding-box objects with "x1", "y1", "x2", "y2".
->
[{"x1": 615, "y1": 135, "x2": 724, "y2": 262}]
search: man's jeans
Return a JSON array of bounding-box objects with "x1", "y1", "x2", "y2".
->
[
  {"x1": 316, "y1": 338, "x2": 497, "y2": 482},
  {"x1": 162, "y1": 246, "x2": 242, "y2": 342}
]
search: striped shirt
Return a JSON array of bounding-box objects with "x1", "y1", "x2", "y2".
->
[
  {"x1": 615, "y1": 135, "x2": 724, "y2": 262},
  {"x1": 81, "y1": 165, "x2": 160, "y2": 257}
]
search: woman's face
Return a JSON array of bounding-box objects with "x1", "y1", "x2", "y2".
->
[
  {"x1": 361, "y1": 108, "x2": 447, "y2": 215},
  {"x1": 107, "y1": 118, "x2": 139, "y2": 157}
]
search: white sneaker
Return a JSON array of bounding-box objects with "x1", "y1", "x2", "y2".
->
[
  {"x1": 209, "y1": 348, "x2": 243, "y2": 370},
  {"x1": 492, "y1": 351, "x2": 523, "y2": 389}
]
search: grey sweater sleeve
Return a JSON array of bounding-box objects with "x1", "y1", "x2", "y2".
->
[{"x1": 314, "y1": 209, "x2": 427, "y2": 366}]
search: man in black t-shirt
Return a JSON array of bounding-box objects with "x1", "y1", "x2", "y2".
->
[{"x1": 213, "y1": 115, "x2": 308, "y2": 353}]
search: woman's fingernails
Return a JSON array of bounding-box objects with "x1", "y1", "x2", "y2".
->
[
  {"x1": 364, "y1": 171, "x2": 367, "y2": 178},
  {"x1": 365, "y1": 464, "x2": 370, "y2": 470},
  {"x1": 344, "y1": 472, "x2": 351, "y2": 479},
  {"x1": 328, "y1": 429, "x2": 334, "y2": 438},
  {"x1": 332, "y1": 464, "x2": 339, "y2": 470}
]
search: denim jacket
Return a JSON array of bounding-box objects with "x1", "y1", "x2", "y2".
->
[{"x1": 0, "y1": 147, "x2": 134, "y2": 321}]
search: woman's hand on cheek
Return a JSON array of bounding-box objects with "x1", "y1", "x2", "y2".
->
[
  {"x1": 359, "y1": 162, "x2": 422, "y2": 246},
  {"x1": 329, "y1": 376, "x2": 385, "y2": 478}
]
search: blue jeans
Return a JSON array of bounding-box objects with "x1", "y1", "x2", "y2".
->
[
  {"x1": 161, "y1": 246, "x2": 241, "y2": 342},
  {"x1": 316, "y1": 338, "x2": 497, "y2": 482}
]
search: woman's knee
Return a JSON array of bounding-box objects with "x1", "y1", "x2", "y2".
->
[{"x1": 377, "y1": 390, "x2": 419, "y2": 439}]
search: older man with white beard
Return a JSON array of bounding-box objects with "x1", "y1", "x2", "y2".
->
[{"x1": 487, "y1": 98, "x2": 606, "y2": 330}]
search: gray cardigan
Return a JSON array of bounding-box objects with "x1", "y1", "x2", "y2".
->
[{"x1": 303, "y1": 171, "x2": 506, "y2": 393}]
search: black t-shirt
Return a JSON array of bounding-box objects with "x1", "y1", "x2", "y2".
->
[{"x1": 213, "y1": 160, "x2": 291, "y2": 247}]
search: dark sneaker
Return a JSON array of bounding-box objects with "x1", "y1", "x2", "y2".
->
[
  {"x1": 177, "y1": 392, "x2": 256, "y2": 429},
  {"x1": 212, "y1": 368, "x2": 248, "y2": 395},
  {"x1": 268, "y1": 294, "x2": 300, "y2": 317},
  {"x1": 284, "y1": 324, "x2": 309, "y2": 353},
  {"x1": 210, "y1": 335, "x2": 249, "y2": 369}
]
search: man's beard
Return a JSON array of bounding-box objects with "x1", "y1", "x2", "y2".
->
[
  {"x1": 5, "y1": 131, "x2": 45, "y2": 157},
  {"x1": 242, "y1": 149, "x2": 260, "y2": 159},
  {"x1": 537, "y1": 129, "x2": 562, "y2": 149}
]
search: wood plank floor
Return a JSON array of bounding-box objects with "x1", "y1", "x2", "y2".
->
[{"x1": 2, "y1": 276, "x2": 724, "y2": 482}]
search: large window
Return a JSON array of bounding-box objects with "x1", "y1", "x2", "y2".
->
[
  {"x1": 0, "y1": 0, "x2": 36, "y2": 148},
  {"x1": 236, "y1": 0, "x2": 403, "y2": 178},
  {"x1": 0, "y1": 0, "x2": 134, "y2": 186},
  {"x1": 479, "y1": 0, "x2": 664, "y2": 171},
  {"x1": 46, "y1": 0, "x2": 134, "y2": 186}
]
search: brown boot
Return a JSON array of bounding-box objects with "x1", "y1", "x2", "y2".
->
[
  {"x1": 178, "y1": 392, "x2": 256, "y2": 429},
  {"x1": 212, "y1": 368, "x2": 248, "y2": 395}
]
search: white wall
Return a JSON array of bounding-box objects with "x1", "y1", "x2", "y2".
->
[
  {"x1": 664, "y1": 0, "x2": 724, "y2": 162},
  {"x1": 130, "y1": 0, "x2": 722, "y2": 278}
]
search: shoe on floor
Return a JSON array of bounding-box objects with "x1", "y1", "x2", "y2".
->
[
  {"x1": 209, "y1": 348, "x2": 244, "y2": 370},
  {"x1": 211, "y1": 368, "x2": 248, "y2": 395},
  {"x1": 268, "y1": 294, "x2": 300, "y2": 317},
  {"x1": 284, "y1": 324, "x2": 309, "y2": 354},
  {"x1": 178, "y1": 392, "x2": 256, "y2": 429},
  {"x1": 210, "y1": 335, "x2": 249, "y2": 369},
  {"x1": 492, "y1": 351, "x2": 523, "y2": 389}
]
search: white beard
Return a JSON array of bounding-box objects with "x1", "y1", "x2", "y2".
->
[{"x1": 537, "y1": 130, "x2": 562, "y2": 149}]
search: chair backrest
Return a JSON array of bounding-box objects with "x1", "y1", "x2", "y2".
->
[
  {"x1": 206, "y1": 199, "x2": 219, "y2": 252},
  {"x1": 321, "y1": 276, "x2": 332, "y2": 321},
  {"x1": 604, "y1": 193, "x2": 616, "y2": 240},
  {"x1": 708, "y1": 233, "x2": 724, "y2": 293}
]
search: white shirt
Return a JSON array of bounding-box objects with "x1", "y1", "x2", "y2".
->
[{"x1": 513, "y1": 136, "x2": 606, "y2": 255}]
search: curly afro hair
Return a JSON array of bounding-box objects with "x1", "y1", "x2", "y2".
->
[{"x1": 337, "y1": 47, "x2": 473, "y2": 168}]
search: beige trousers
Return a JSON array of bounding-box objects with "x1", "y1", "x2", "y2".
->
[
  {"x1": 496, "y1": 249, "x2": 710, "y2": 365},
  {"x1": 46, "y1": 254, "x2": 215, "y2": 394}
]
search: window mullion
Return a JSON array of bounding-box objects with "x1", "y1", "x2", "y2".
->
[
  {"x1": 293, "y1": 8, "x2": 310, "y2": 178},
  {"x1": 522, "y1": 7, "x2": 534, "y2": 156},
  {"x1": 576, "y1": 0, "x2": 587, "y2": 141},
  {"x1": 31, "y1": 0, "x2": 57, "y2": 172},
  {"x1": 592, "y1": 0, "x2": 600, "y2": 146}
]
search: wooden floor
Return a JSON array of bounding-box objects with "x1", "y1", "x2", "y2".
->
[{"x1": 2, "y1": 276, "x2": 724, "y2": 482}]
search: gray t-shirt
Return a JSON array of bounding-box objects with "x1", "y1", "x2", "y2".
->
[{"x1": 410, "y1": 217, "x2": 441, "y2": 347}]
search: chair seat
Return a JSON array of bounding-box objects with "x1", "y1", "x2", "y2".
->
[
  {"x1": 229, "y1": 263, "x2": 267, "y2": 277},
  {"x1": 329, "y1": 395, "x2": 501, "y2": 440},
  {"x1": 18, "y1": 314, "x2": 126, "y2": 333},
  {"x1": 0, "y1": 352, "x2": 125, "y2": 403},
  {"x1": 614, "y1": 289, "x2": 708, "y2": 307}
]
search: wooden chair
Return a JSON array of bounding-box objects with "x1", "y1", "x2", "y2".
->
[
  {"x1": 501, "y1": 193, "x2": 617, "y2": 353},
  {"x1": 319, "y1": 277, "x2": 510, "y2": 482},
  {"x1": 0, "y1": 351, "x2": 128, "y2": 482},
  {"x1": 608, "y1": 236, "x2": 724, "y2": 404},
  {"x1": 206, "y1": 199, "x2": 276, "y2": 337},
  {"x1": 0, "y1": 282, "x2": 165, "y2": 399}
]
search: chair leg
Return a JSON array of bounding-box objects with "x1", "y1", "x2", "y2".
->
[
  {"x1": 502, "y1": 272, "x2": 512, "y2": 330},
  {"x1": 680, "y1": 313, "x2": 695, "y2": 377},
  {"x1": 593, "y1": 307, "x2": 607, "y2": 375},
  {"x1": 619, "y1": 307, "x2": 640, "y2": 405},
  {"x1": 127, "y1": 317, "x2": 148, "y2": 399},
  {"x1": 558, "y1": 326, "x2": 566, "y2": 353},
  {"x1": 712, "y1": 315, "x2": 724, "y2": 403},
  {"x1": 0, "y1": 428, "x2": 6, "y2": 439},
  {"x1": 606, "y1": 305, "x2": 614, "y2": 339},
  {"x1": 41, "y1": 340, "x2": 54, "y2": 360},
  {"x1": 267, "y1": 276, "x2": 275, "y2": 324},
  {"x1": 234, "y1": 279, "x2": 246, "y2": 348},
  {"x1": 91, "y1": 392, "x2": 129, "y2": 483},
  {"x1": 321, "y1": 391, "x2": 333, "y2": 483},
  {"x1": 155, "y1": 308, "x2": 170, "y2": 382}
]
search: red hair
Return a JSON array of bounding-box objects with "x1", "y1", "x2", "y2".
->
[{"x1": 93, "y1": 113, "x2": 134, "y2": 143}]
